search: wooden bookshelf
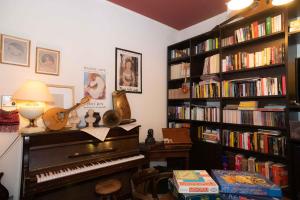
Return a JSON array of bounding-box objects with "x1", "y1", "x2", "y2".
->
[{"x1": 167, "y1": 6, "x2": 299, "y2": 198}]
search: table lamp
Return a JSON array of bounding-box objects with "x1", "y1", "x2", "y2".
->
[{"x1": 13, "y1": 80, "x2": 53, "y2": 133}]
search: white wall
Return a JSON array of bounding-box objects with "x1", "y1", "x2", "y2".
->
[{"x1": 0, "y1": 0, "x2": 177, "y2": 142}]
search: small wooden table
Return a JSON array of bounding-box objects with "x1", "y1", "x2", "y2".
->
[{"x1": 140, "y1": 142, "x2": 191, "y2": 169}]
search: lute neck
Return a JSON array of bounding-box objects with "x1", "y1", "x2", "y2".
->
[{"x1": 66, "y1": 103, "x2": 81, "y2": 114}]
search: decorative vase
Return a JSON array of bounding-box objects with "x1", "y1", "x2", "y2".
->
[
  {"x1": 112, "y1": 90, "x2": 131, "y2": 120},
  {"x1": 0, "y1": 172, "x2": 9, "y2": 200}
]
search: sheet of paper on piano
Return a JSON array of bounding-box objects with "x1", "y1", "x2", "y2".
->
[{"x1": 81, "y1": 122, "x2": 139, "y2": 141}]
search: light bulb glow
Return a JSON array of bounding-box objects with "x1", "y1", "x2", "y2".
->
[
  {"x1": 227, "y1": 0, "x2": 254, "y2": 10},
  {"x1": 272, "y1": 0, "x2": 294, "y2": 6}
]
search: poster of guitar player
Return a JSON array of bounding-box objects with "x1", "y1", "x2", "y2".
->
[{"x1": 83, "y1": 67, "x2": 106, "y2": 108}]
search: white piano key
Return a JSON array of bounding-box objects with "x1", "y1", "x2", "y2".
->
[{"x1": 35, "y1": 154, "x2": 144, "y2": 183}]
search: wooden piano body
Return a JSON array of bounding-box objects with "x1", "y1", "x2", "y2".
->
[{"x1": 20, "y1": 127, "x2": 145, "y2": 200}]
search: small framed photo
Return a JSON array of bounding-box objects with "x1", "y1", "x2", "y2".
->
[
  {"x1": 36, "y1": 47, "x2": 60, "y2": 75},
  {"x1": 115, "y1": 48, "x2": 142, "y2": 93},
  {"x1": 0, "y1": 34, "x2": 31, "y2": 67},
  {"x1": 47, "y1": 84, "x2": 75, "y2": 109},
  {"x1": 1, "y1": 95, "x2": 16, "y2": 108}
]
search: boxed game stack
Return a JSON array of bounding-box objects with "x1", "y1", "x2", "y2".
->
[
  {"x1": 168, "y1": 170, "x2": 220, "y2": 200},
  {"x1": 211, "y1": 170, "x2": 282, "y2": 200}
]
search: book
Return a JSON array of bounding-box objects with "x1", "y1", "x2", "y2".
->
[
  {"x1": 168, "y1": 178, "x2": 221, "y2": 200},
  {"x1": 173, "y1": 170, "x2": 219, "y2": 194},
  {"x1": 211, "y1": 170, "x2": 282, "y2": 198}
]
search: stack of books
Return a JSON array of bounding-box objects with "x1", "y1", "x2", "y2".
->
[
  {"x1": 222, "y1": 153, "x2": 288, "y2": 188},
  {"x1": 289, "y1": 18, "x2": 300, "y2": 33},
  {"x1": 170, "y1": 62, "x2": 190, "y2": 80},
  {"x1": 191, "y1": 106, "x2": 220, "y2": 122},
  {"x1": 222, "y1": 129, "x2": 287, "y2": 156},
  {"x1": 222, "y1": 76, "x2": 286, "y2": 97},
  {"x1": 203, "y1": 54, "x2": 220, "y2": 75},
  {"x1": 170, "y1": 48, "x2": 190, "y2": 60},
  {"x1": 212, "y1": 170, "x2": 282, "y2": 200},
  {"x1": 222, "y1": 45, "x2": 284, "y2": 72},
  {"x1": 194, "y1": 38, "x2": 219, "y2": 54},
  {"x1": 169, "y1": 170, "x2": 220, "y2": 200},
  {"x1": 197, "y1": 126, "x2": 220, "y2": 143}
]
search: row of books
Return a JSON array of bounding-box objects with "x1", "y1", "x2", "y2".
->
[
  {"x1": 289, "y1": 18, "x2": 300, "y2": 33},
  {"x1": 191, "y1": 80, "x2": 220, "y2": 98},
  {"x1": 168, "y1": 87, "x2": 190, "y2": 99},
  {"x1": 222, "y1": 129, "x2": 287, "y2": 156},
  {"x1": 223, "y1": 153, "x2": 288, "y2": 188},
  {"x1": 194, "y1": 38, "x2": 219, "y2": 54},
  {"x1": 222, "y1": 109, "x2": 285, "y2": 127},
  {"x1": 170, "y1": 62, "x2": 190, "y2": 80},
  {"x1": 222, "y1": 76, "x2": 286, "y2": 97},
  {"x1": 203, "y1": 54, "x2": 220, "y2": 75},
  {"x1": 168, "y1": 122, "x2": 190, "y2": 128},
  {"x1": 170, "y1": 48, "x2": 190, "y2": 60},
  {"x1": 197, "y1": 126, "x2": 220, "y2": 143},
  {"x1": 221, "y1": 45, "x2": 284, "y2": 72},
  {"x1": 221, "y1": 14, "x2": 282, "y2": 47},
  {"x1": 191, "y1": 106, "x2": 220, "y2": 122},
  {"x1": 168, "y1": 105, "x2": 190, "y2": 120}
]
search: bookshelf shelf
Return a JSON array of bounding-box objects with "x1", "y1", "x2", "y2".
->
[
  {"x1": 168, "y1": 56, "x2": 190, "y2": 64},
  {"x1": 168, "y1": 77, "x2": 190, "y2": 83},
  {"x1": 168, "y1": 98, "x2": 190, "y2": 101},
  {"x1": 168, "y1": 119, "x2": 190, "y2": 123},
  {"x1": 222, "y1": 123, "x2": 286, "y2": 131},
  {"x1": 190, "y1": 120, "x2": 220, "y2": 125},
  {"x1": 222, "y1": 95, "x2": 286, "y2": 101},
  {"x1": 222, "y1": 146, "x2": 287, "y2": 162},
  {"x1": 221, "y1": 63, "x2": 285, "y2": 75},
  {"x1": 289, "y1": 30, "x2": 300, "y2": 43},
  {"x1": 191, "y1": 49, "x2": 219, "y2": 58},
  {"x1": 191, "y1": 98, "x2": 220, "y2": 101},
  {"x1": 221, "y1": 31, "x2": 285, "y2": 50}
]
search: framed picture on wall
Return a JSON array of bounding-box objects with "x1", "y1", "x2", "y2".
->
[
  {"x1": 36, "y1": 47, "x2": 60, "y2": 75},
  {"x1": 0, "y1": 34, "x2": 31, "y2": 67},
  {"x1": 115, "y1": 48, "x2": 142, "y2": 93},
  {"x1": 47, "y1": 84, "x2": 75, "y2": 109}
]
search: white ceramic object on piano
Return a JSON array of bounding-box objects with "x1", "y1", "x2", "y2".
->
[
  {"x1": 85, "y1": 109, "x2": 96, "y2": 128},
  {"x1": 68, "y1": 110, "x2": 80, "y2": 130}
]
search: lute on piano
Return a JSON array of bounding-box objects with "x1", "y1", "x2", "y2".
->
[{"x1": 42, "y1": 96, "x2": 91, "y2": 131}]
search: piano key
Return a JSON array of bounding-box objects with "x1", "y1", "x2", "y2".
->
[{"x1": 35, "y1": 154, "x2": 145, "y2": 183}]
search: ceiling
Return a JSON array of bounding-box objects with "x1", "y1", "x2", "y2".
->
[{"x1": 108, "y1": 0, "x2": 227, "y2": 30}]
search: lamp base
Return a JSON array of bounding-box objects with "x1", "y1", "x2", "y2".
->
[
  {"x1": 20, "y1": 126, "x2": 45, "y2": 134},
  {"x1": 20, "y1": 119, "x2": 45, "y2": 134}
]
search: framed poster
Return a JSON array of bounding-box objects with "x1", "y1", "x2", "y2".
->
[
  {"x1": 36, "y1": 47, "x2": 60, "y2": 75},
  {"x1": 115, "y1": 48, "x2": 142, "y2": 93},
  {"x1": 47, "y1": 84, "x2": 74, "y2": 109},
  {"x1": 0, "y1": 34, "x2": 30, "y2": 67}
]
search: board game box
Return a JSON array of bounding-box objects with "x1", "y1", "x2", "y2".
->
[
  {"x1": 211, "y1": 170, "x2": 282, "y2": 198},
  {"x1": 173, "y1": 170, "x2": 219, "y2": 194},
  {"x1": 168, "y1": 178, "x2": 221, "y2": 200}
]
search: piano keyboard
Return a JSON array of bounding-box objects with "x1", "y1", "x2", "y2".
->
[{"x1": 36, "y1": 154, "x2": 145, "y2": 183}]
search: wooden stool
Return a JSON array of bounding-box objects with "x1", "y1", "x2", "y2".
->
[{"x1": 95, "y1": 179, "x2": 122, "y2": 200}]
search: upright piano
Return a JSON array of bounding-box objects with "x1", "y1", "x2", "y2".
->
[{"x1": 20, "y1": 126, "x2": 146, "y2": 200}]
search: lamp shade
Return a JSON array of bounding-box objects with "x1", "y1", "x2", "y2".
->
[
  {"x1": 227, "y1": 0, "x2": 254, "y2": 10},
  {"x1": 272, "y1": 0, "x2": 294, "y2": 6},
  {"x1": 13, "y1": 80, "x2": 53, "y2": 103}
]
